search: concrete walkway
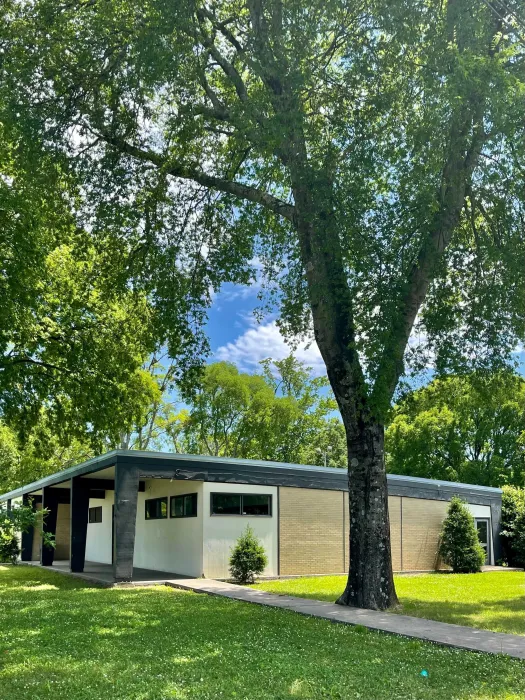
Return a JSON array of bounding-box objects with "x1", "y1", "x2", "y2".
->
[{"x1": 166, "y1": 578, "x2": 525, "y2": 660}]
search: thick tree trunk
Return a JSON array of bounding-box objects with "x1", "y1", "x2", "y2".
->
[{"x1": 336, "y1": 419, "x2": 398, "y2": 609}]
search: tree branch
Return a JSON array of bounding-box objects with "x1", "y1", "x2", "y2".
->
[{"x1": 102, "y1": 134, "x2": 296, "y2": 223}]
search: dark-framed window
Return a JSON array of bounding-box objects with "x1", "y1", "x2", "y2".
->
[
  {"x1": 170, "y1": 493, "x2": 198, "y2": 518},
  {"x1": 88, "y1": 506, "x2": 102, "y2": 524},
  {"x1": 145, "y1": 497, "x2": 168, "y2": 520},
  {"x1": 211, "y1": 493, "x2": 272, "y2": 517}
]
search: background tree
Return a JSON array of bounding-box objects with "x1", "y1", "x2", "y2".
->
[
  {"x1": 386, "y1": 373, "x2": 525, "y2": 487},
  {"x1": 500, "y1": 486, "x2": 525, "y2": 567},
  {"x1": 177, "y1": 358, "x2": 340, "y2": 463},
  {"x1": 3, "y1": 0, "x2": 525, "y2": 608}
]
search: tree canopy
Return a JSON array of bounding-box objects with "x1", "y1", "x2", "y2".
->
[{"x1": 386, "y1": 373, "x2": 525, "y2": 487}]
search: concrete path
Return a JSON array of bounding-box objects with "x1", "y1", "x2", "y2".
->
[{"x1": 166, "y1": 578, "x2": 525, "y2": 660}]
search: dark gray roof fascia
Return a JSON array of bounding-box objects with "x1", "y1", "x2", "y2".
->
[{"x1": 0, "y1": 449, "x2": 502, "y2": 506}]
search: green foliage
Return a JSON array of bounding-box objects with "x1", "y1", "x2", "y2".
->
[
  {"x1": 176, "y1": 357, "x2": 344, "y2": 465},
  {"x1": 229, "y1": 525, "x2": 268, "y2": 584},
  {"x1": 0, "y1": 534, "x2": 20, "y2": 565},
  {"x1": 386, "y1": 373, "x2": 525, "y2": 486},
  {"x1": 0, "y1": 502, "x2": 54, "y2": 564},
  {"x1": 2, "y1": 0, "x2": 523, "y2": 405},
  {"x1": 438, "y1": 497, "x2": 486, "y2": 573},
  {"x1": 500, "y1": 486, "x2": 525, "y2": 568}
]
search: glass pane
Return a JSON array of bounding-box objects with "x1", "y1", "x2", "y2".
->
[
  {"x1": 171, "y1": 496, "x2": 183, "y2": 518},
  {"x1": 242, "y1": 494, "x2": 271, "y2": 516},
  {"x1": 212, "y1": 493, "x2": 241, "y2": 515},
  {"x1": 184, "y1": 494, "x2": 197, "y2": 517},
  {"x1": 476, "y1": 520, "x2": 488, "y2": 546},
  {"x1": 159, "y1": 499, "x2": 167, "y2": 518}
]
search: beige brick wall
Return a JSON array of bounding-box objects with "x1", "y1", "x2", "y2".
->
[
  {"x1": 279, "y1": 489, "x2": 450, "y2": 575},
  {"x1": 31, "y1": 502, "x2": 70, "y2": 561},
  {"x1": 55, "y1": 503, "x2": 70, "y2": 560},
  {"x1": 388, "y1": 496, "x2": 402, "y2": 572},
  {"x1": 279, "y1": 487, "x2": 344, "y2": 575},
  {"x1": 343, "y1": 491, "x2": 349, "y2": 572},
  {"x1": 401, "y1": 497, "x2": 448, "y2": 571},
  {"x1": 31, "y1": 504, "x2": 42, "y2": 561}
]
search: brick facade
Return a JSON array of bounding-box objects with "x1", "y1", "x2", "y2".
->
[
  {"x1": 279, "y1": 487, "x2": 344, "y2": 575},
  {"x1": 31, "y1": 502, "x2": 70, "y2": 561},
  {"x1": 279, "y1": 488, "x2": 451, "y2": 575}
]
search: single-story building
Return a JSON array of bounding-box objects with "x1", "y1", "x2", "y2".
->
[{"x1": 0, "y1": 450, "x2": 502, "y2": 582}]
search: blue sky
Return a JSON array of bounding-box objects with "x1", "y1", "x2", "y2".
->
[
  {"x1": 207, "y1": 281, "x2": 326, "y2": 376},
  {"x1": 206, "y1": 280, "x2": 525, "y2": 383}
]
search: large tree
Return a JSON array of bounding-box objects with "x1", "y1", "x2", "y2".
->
[
  {"x1": 386, "y1": 373, "x2": 525, "y2": 487},
  {"x1": 3, "y1": 0, "x2": 525, "y2": 608}
]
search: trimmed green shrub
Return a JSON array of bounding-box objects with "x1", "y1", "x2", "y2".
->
[
  {"x1": 229, "y1": 525, "x2": 268, "y2": 584},
  {"x1": 0, "y1": 534, "x2": 20, "y2": 564},
  {"x1": 500, "y1": 486, "x2": 525, "y2": 567},
  {"x1": 439, "y1": 497, "x2": 486, "y2": 573}
]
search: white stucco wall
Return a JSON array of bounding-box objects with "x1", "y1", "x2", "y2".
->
[
  {"x1": 202, "y1": 482, "x2": 278, "y2": 579},
  {"x1": 133, "y1": 479, "x2": 204, "y2": 577},
  {"x1": 85, "y1": 495, "x2": 113, "y2": 565}
]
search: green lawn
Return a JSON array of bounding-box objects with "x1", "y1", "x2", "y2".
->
[
  {"x1": 253, "y1": 571, "x2": 525, "y2": 635},
  {"x1": 0, "y1": 567, "x2": 524, "y2": 700}
]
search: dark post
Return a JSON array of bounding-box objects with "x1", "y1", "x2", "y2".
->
[
  {"x1": 40, "y1": 487, "x2": 59, "y2": 566},
  {"x1": 491, "y1": 499, "x2": 503, "y2": 565},
  {"x1": 70, "y1": 477, "x2": 90, "y2": 573},
  {"x1": 21, "y1": 493, "x2": 35, "y2": 562},
  {"x1": 6, "y1": 499, "x2": 11, "y2": 511},
  {"x1": 113, "y1": 464, "x2": 140, "y2": 582}
]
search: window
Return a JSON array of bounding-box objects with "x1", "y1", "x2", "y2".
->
[
  {"x1": 88, "y1": 506, "x2": 102, "y2": 524},
  {"x1": 170, "y1": 493, "x2": 198, "y2": 518},
  {"x1": 211, "y1": 493, "x2": 272, "y2": 516},
  {"x1": 145, "y1": 497, "x2": 168, "y2": 520}
]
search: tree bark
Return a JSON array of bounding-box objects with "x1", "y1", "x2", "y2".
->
[{"x1": 336, "y1": 419, "x2": 398, "y2": 609}]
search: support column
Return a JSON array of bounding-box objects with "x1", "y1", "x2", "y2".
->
[
  {"x1": 6, "y1": 499, "x2": 11, "y2": 511},
  {"x1": 70, "y1": 477, "x2": 90, "y2": 573},
  {"x1": 21, "y1": 493, "x2": 35, "y2": 562},
  {"x1": 491, "y1": 499, "x2": 503, "y2": 565},
  {"x1": 113, "y1": 464, "x2": 140, "y2": 582},
  {"x1": 40, "y1": 487, "x2": 59, "y2": 566}
]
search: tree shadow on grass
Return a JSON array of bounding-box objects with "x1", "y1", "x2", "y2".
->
[{"x1": 0, "y1": 566, "x2": 524, "y2": 700}]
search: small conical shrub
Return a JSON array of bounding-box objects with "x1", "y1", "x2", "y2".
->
[
  {"x1": 229, "y1": 525, "x2": 268, "y2": 584},
  {"x1": 439, "y1": 497, "x2": 486, "y2": 573}
]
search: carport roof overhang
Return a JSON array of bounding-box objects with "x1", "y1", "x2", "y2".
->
[{"x1": 0, "y1": 449, "x2": 503, "y2": 507}]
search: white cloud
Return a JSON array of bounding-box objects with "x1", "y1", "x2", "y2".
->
[{"x1": 215, "y1": 320, "x2": 326, "y2": 376}]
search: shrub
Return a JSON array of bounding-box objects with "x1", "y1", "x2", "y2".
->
[
  {"x1": 510, "y1": 508, "x2": 525, "y2": 568},
  {"x1": 439, "y1": 497, "x2": 486, "y2": 573},
  {"x1": 0, "y1": 534, "x2": 20, "y2": 564},
  {"x1": 500, "y1": 486, "x2": 525, "y2": 567},
  {"x1": 229, "y1": 525, "x2": 268, "y2": 584}
]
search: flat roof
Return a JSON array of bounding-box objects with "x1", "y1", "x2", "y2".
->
[{"x1": 0, "y1": 449, "x2": 502, "y2": 505}]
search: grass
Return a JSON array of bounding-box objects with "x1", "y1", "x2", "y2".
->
[
  {"x1": 0, "y1": 566, "x2": 524, "y2": 700},
  {"x1": 252, "y1": 571, "x2": 525, "y2": 635}
]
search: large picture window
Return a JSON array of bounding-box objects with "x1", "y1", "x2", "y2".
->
[
  {"x1": 88, "y1": 506, "x2": 102, "y2": 524},
  {"x1": 145, "y1": 497, "x2": 168, "y2": 520},
  {"x1": 170, "y1": 493, "x2": 198, "y2": 518},
  {"x1": 211, "y1": 493, "x2": 272, "y2": 516}
]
